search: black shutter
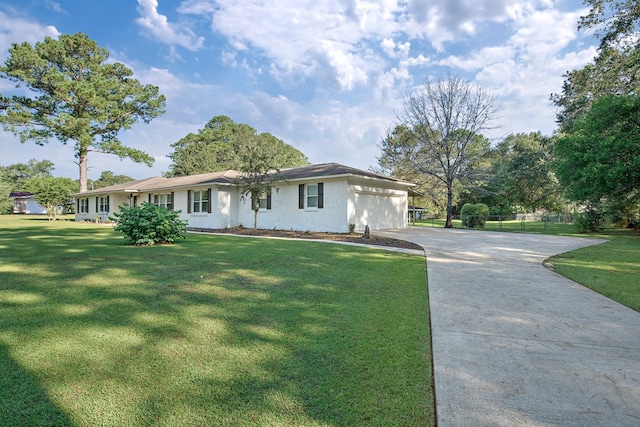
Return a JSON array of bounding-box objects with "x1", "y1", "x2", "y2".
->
[
  {"x1": 95, "y1": 197, "x2": 98, "y2": 212},
  {"x1": 148, "y1": 194, "x2": 152, "y2": 203},
  {"x1": 318, "y1": 183, "x2": 324, "y2": 209},
  {"x1": 267, "y1": 193, "x2": 272, "y2": 210},
  {"x1": 106, "y1": 196, "x2": 110, "y2": 212},
  {"x1": 76, "y1": 199, "x2": 79, "y2": 213},
  {"x1": 169, "y1": 192, "x2": 174, "y2": 210},
  {"x1": 207, "y1": 188, "x2": 212, "y2": 213},
  {"x1": 298, "y1": 184, "x2": 304, "y2": 209},
  {"x1": 187, "y1": 191, "x2": 192, "y2": 213}
]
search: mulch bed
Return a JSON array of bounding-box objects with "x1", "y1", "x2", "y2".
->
[{"x1": 189, "y1": 227, "x2": 424, "y2": 251}]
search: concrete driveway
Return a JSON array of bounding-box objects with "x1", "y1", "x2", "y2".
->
[{"x1": 376, "y1": 227, "x2": 640, "y2": 427}]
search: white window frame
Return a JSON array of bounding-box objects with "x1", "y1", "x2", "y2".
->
[
  {"x1": 306, "y1": 184, "x2": 319, "y2": 210},
  {"x1": 192, "y1": 190, "x2": 209, "y2": 213},
  {"x1": 153, "y1": 193, "x2": 173, "y2": 210},
  {"x1": 79, "y1": 198, "x2": 88, "y2": 213},
  {"x1": 98, "y1": 196, "x2": 109, "y2": 213}
]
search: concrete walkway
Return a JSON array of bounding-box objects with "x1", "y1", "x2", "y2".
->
[{"x1": 376, "y1": 227, "x2": 640, "y2": 427}]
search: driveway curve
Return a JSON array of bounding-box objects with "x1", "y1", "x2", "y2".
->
[{"x1": 376, "y1": 227, "x2": 640, "y2": 427}]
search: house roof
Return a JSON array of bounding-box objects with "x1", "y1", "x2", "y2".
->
[
  {"x1": 73, "y1": 170, "x2": 241, "y2": 196},
  {"x1": 276, "y1": 162, "x2": 409, "y2": 184},
  {"x1": 9, "y1": 191, "x2": 34, "y2": 198},
  {"x1": 71, "y1": 163, "x2": 414, "y2": 196}
]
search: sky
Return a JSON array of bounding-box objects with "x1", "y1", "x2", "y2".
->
[{"x1": 0, "y1": 0, "x2": 599, "y2": 180}]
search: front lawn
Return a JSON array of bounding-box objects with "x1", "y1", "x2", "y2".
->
[
  {"x1": 0, "y1": 216, "x2": 433, "y2": 426},
  {"x1": 550, "y1": 228, "x2": 640, "y2": 312}
]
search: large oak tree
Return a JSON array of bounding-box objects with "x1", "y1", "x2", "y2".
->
[
  {"x1": 166, "y1": 115, "x2": 308, "y2": 177},
  {"x1": 0, "y1": 33, "x2": 166, "y2": 193}
]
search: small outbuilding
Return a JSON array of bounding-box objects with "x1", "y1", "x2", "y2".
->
[{"x1": 8, "y1": 191, "x2": 47, "y2": 215}]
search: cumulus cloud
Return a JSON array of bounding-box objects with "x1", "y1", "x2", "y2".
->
[{"x1": 135, "y1": 0, "x2": 204, "y2": 51}]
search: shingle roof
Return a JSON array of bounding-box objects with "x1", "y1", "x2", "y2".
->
[
  {"x1": 276, "y1": 162, "x2": 411, "y2": 184},
  {"x1": 73, "y1": 170, "x2": 241, "y2": 196},
  {"x1": 72, "y1": 163, "x2": 413, "y2": 196},
  {"x1": 9, "y1": 191, "x2": 34, "y2": 198}
]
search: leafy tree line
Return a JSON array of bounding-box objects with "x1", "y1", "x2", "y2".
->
[
  {"x1": 0, "y1": 157, "x2": 134, "y2": 216},
  {"x1": 552, "y1": 0, "x2": 640, "y2": 229},
  {"x1": 379, "y1": 1, "x2": 640, "y2": 230}
]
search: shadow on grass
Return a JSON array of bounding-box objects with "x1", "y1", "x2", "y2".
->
[
  {"x1": 0, "y1": 218, "x2": 433, "y2": 425},
  {"x1": 0, "y1": 344, "x2": 73, "y2": 426}
]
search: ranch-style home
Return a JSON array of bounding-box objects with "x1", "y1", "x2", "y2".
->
[{"x1": 72, "y1": 163, "x2": 416, "y2": 233}]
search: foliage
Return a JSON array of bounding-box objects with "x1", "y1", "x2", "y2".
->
[
  {"x1": 460, "y1": 203, "x2": 489, "y2": 228},
  {"x1": 554, "y1": 95, "x2": 640, "y2": 219},
  {"x1": 0, "y1": 159, "x2": 54, "y2": 190},
  {"x1": 0, "y1": 33, "x2": 166, "y2": 193},
  {"x1": 579, "y1": 0, "x2": 640, "y2": 48},
  {"x1": 111, "y1": 202, "x2": 187, "y2": 245},
  {"x1": 23, "y1": 176, "x2": 77, "y2": 220},
  {"x1": 91, "y1": 170, "x2": 134, "y2": 189},
  {"x1": 375, "y1": 125, "x2": 450, "y2": 216},
  {"x1": 551, "y1": 45, "x2": 640, "y2": 130},
  {"x1": 472, "y1": 132, "x2": 562, "y2": 214},
  {"x1": 0, "y1": 176, "x2": 12, "y2": 214},
  {"x1": 552, "y1": 0, "x2": 640, "y2": 130},
  {"x1": 574, "y1": 207, "x2": 606, "y2": 233},
  {"x1": 166, "y1": 115, "x2": 308, "y2": 177},
  {"x1": 233, "y1": 132, "x2": 287, "y2": 229},
  {"x1": 0, "y1": 216, "x2": 433, "y2": 425},
  {"x1": 381, "y1": 74, "x2": 500, "y2": 228}
]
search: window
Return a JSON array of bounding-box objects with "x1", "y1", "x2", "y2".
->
[
  {"x1": 253, "y1": 192, "x2": 271, "y2": 210},
  {"x1": 298, "y1": 183, "x2": 323, "y2": 209},
  {"x1": 96, "y1": 196, "x2": 109, "y2": 213},
  {"x1": 152, "y1": 192, "x2": 174, "y2": 210},
  {"x1": 78, "y1": 198, "x2": 88, "y2": 213},
  {"x1": 188, "y1": 189, "x2": 211, "y2": 213}
]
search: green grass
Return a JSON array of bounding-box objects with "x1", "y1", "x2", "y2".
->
[
  {"x1": 550, "y1": 228, "x2": 640, "y2": 312},
  {"x1": 413, "y1": 218, "x2": 579, "y2": 235},
  {"x1": 0, "y1": 216, "x2": 433, "y2": 426}
]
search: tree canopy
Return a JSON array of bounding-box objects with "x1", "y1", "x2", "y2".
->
[
  {"x1": 380, "y1": 74, "x2": 500, "y2": 227},
  {"x1": 552, "y1": 1, "x2": 640, "y2": 130},
  {"x1": 0, "y1": 159, "x2": 54, "y2": 190},
  {"x1": 0, "y1": 33, "x2": 166, "y2": 193},
  {"x1": 91, "y1": 171, "x2": 134, "y2": 189},
  {"x1": 487, "y1": 133, "x2": 561, "y2": 214},
  {"x1": 579, "y1": 0, "x2": 640, "y2": 48},
  {"x1": 166, "y1": 115, "x2": 308, "y2": 177},
  {"x1": 24, "y1": 176, "x2": 77, "y2": 220},
  {"x1": 554, "y1": 95, "x2": 640, "y2": 224}
]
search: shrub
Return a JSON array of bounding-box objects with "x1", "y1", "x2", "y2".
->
[
  {"x1": 111, "y1": 203, "x2": 188, "y2": 245},
  {"x1": 574, "y1": 208, "x2": 605, "y2": 233},
  {"x1": 460, "y1": 203, "x2": 489, "y2": 228}
]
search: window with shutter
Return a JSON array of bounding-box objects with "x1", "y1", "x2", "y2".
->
[{"x1": 298, "y1": 184, "x2": 304, "y2": 209}]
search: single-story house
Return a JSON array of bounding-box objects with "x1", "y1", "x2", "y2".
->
[
  {"x1": 71, "y1": 163, "x2": 416, "y2": 233},
  {"x1": 9, "y1": 191, "x2": 48, "y2": 214}
]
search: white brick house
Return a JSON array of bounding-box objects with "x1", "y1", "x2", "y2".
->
[{"x1": 72, "y1": 163, "x2": 416, "y2": 233}]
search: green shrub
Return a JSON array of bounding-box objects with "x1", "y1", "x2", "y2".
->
[
  {"x1": 111, "y1": 203, "x2": 187, "y2": 245},
  {"x1": 460, "y1": 203, "x2": 489, "y2": 228},
  {"x1": 574, "y1": 209, "x2": 605, "y2": 233}
]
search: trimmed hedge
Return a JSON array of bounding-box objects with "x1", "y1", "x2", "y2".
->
[
  {"x1": 460, "y1": 203, "x2": 489, "y2": 229},
  {"x1": 111, "y1": 202, "x2": 187, "y2": 245}
]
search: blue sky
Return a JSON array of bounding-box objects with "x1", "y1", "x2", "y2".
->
[{"x1": 0, "y1": 0, "x2": 598, "y2": 180}]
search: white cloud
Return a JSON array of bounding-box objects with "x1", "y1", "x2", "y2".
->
[{"x1": 135, "y1": 0, "x2": 204, "y2": 51}]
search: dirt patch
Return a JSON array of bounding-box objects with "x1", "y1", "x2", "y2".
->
[{"x1": 189, "y1": 227, "x2": 424, "y2": 251}]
